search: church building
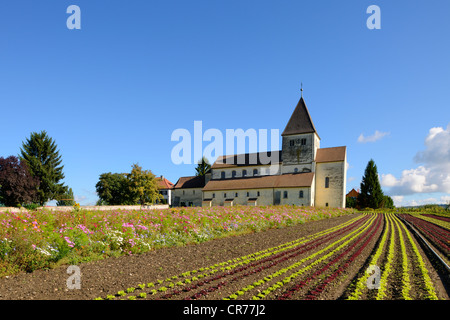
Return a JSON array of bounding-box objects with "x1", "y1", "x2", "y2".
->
[{"x1": 172, "y1": 93, "x2": 347, "y2": 208}]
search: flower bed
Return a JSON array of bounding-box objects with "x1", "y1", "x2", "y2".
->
[{"x1": 0, "y1": 206, "x2": 353, "y2": 277}]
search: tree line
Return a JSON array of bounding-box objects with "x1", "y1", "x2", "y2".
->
[
  {"x1": 0, "y1": 131, "x2": 70, "y2": 208},
  {"x1": 0, "y1": 130, "x2": 164, "y2": 208},
  {"x1": 95, "y1": 164, "x2": 162, "y2": 206}
]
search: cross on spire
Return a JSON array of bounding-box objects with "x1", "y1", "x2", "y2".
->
[{"x1": 300, "y1": 82, "x2": 303, "y2": 97}]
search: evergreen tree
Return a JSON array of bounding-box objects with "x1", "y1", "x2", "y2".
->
[
  {"x1": 382, "y1": 195, "x2": 394, "y2": 209},
  {"x1": 19, "y1": 131, "x2": 67, "y2": 205},
  {"x1": 195, "y1": 156, "x2": 211, "y2": 176},
  {"x1": 357, "y1": 159, "x2": 384, "y2": 209},
  {"x1": 56, "y1": 187, "x2": 75, "y2": 206}
]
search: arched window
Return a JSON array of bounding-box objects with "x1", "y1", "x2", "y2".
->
[
  {"x1": 221, "y1": 171, "x2": 225, "y2": 179},
  {"x1": 243, "y1": 169, "x2": 247, "y2": 177},
  {"x1": 253, "y1": 169, "x2": 258, "y2": 176},
  {"x1": 232, "y1": 170, "x2": 237, "y2": 178},
  {"x1": 325, "y1": 177, "x2": 330, "y2": 188},
  {"x1": 294, "y1": 168, "x2": 298, "y2": 173},
  {"x1": 283, "y1": 191, "x2": 288, "y2": 199},
  {"x1": 299, "y1": 190, "x2": 304, "y2": 198}
]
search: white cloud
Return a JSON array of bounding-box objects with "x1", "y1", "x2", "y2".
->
[
  {"x1": 381, "y1": 166, "x2": 439, "y2": 194},
  {"x1": 391, "y1": 195, "x2": 404, "y2": 207},
  {"x1": 74, "y1": 195, "x2": 87, "y2": 202},
  {"x1": 357, "y1": 130, "x2": 390, "y2": 143},
  {"x1": 381, "y1": 123, "x2": 450, "y2": 196}
]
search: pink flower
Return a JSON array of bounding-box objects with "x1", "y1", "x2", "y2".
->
[{"x1": 64, "y1": 236, "x2": 75, "y2": 247}]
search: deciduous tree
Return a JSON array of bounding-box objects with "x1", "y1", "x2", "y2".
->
[
  {"x1": 0, "y1": 156, "x2": 39, "y2": 207},
  {"x1": 95, "y1": 173, "x2": 133, "y2": 205},
  {"x1": 128, "y1": 163, "x2": 162, "y2": 205}
]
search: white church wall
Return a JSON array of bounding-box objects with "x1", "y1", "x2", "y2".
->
[
  {"x1": 203, "y1": 188, "x2": 274, "y2": 206},
  {"x1": 276, "y1": 187, "x2": 312, "y2": 206},
  {"x1": 211, "y1": 164, "x2": 281, "y2": 180},
  {"x1": 315, "y1": 161, "x2": 346, "y2": 208}
]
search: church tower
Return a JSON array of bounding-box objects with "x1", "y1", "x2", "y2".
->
[{"x1": 281, "y1": 95, "x2": 320, "y2": 174}]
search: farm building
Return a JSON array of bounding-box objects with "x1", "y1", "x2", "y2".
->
[
  {"x1": 155, "y1": 176, "x2": 174, "y2": 205},
  {"x1": 173, "y1": 94, "x2": 347, "y2": 208}
]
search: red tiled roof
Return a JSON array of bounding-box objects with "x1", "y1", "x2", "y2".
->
[
  {"x1": 202, "y1": 172, "x2": 314, "y2": 191},
  {"x1": 315, "y1": 146, "x2": 346, "y2": 163},
  {"x1": 173, "y1": 175, "x2": 206, "y2": 189},
  {"x1": 346, "y1": 188, "x2": 359, "y2": 198},
  {"x1": 155, "y1": 177, "x2": 174, "y2": 189}
]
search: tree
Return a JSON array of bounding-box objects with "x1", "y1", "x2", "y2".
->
[
  {"x1": 56, "y1": 187, "x2": 75, "y2": 206},
  {"x1": 19, "y1": 131, "x2": 67, "y2": 205},
  {"x1": 128, "y1": 163, "x2": 162, "y2": 205},
  {"x1": 195, "y1": 156, "x2": 211, "y2": 177},
  {"x1": 346, "y1": 197, "x2": 357, "y2": 209},
  {"x1": 357, "y1": 159, "x2": 384, "y2": 209},
  {"x1": 382, "y1": 195, "x2": 394, "y2": 209},
  {"x1": 0, "y1": 156, "x2": 40, "y2": 207},
  {"x1": 95, "y1": 173, "x2": 133, "y2": 205}
]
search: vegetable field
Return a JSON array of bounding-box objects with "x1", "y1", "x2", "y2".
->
[
  {"x1": 0, "y1": 207, "x2": 448, "y2": 300},
  {"x1": 94, "y1": 212, "x2": 449, "y2": 300}
]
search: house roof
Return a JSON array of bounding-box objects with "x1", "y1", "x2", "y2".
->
[
  {"x1": 202, "y1": 172, "x2": 314, "y2": 191},
  {"x1": 346, "y1": 188, "x2": 359, "y2": 198},
  {"x1": 315, "y1": 146, "x2": 346, "y2": 163},
  {"x1": 212, "y1": 151, "x2": 282, "y2": 169},
  {"x1": 173, "y1": 175, "x2": 206, "y2": 189},
  {"x1": 281, "y1": 97, "x2": 319, "y2": 137},
  {"x1": 155, "y1": 176, "x2": 174, "y2": 189}
]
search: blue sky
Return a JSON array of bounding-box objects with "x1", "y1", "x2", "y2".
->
[{"x1": 1, "y1": 1, "x2": 449, "y2": 207}]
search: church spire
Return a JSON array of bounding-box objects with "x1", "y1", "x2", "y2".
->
[{"x1": 281, "y1": 91, "x2": 319, "y2": 138}]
